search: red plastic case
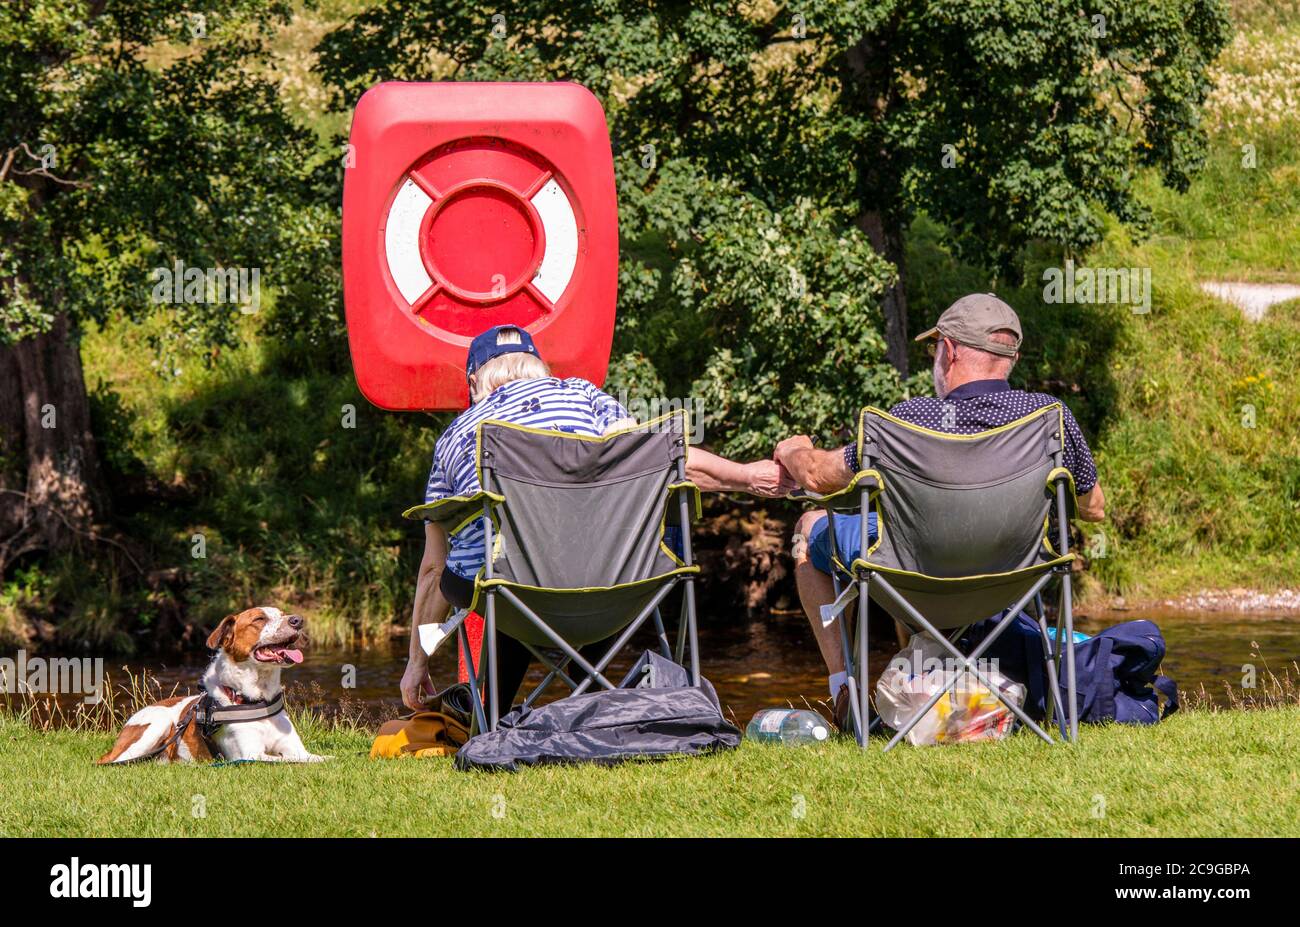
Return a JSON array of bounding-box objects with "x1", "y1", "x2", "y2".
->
[{"x1": 342, "y1": 82, "x2": 618, "y2": 410}]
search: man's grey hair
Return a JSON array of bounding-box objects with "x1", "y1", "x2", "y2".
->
[
  {"x1": 470, "y1": 328, "x2": 551, "y2": 402},
  {"x1": 957, "y1": 329, "x2": 1019, "y2": 377}
]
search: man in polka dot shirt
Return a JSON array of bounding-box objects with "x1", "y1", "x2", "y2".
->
[{"x1": 774, "y1": 293, "x2": 1106, "y2": 728}]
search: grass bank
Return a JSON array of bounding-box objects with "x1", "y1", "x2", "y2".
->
[{"x1": 3, "y1": 708, "x2": 1297, "y2": 838}]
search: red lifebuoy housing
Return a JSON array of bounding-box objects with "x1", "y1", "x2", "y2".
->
[{"x1": 342, "y1": 82, "x2": 618, "y2": 410}]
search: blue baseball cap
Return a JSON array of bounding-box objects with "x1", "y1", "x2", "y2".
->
[{"x1": 465, "y1": 325, "x2": 540, "y2": 381}]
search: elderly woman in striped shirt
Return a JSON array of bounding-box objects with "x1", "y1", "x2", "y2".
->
[{"x1": 400, "y1": 325, "x2": 793, "y2": 710}]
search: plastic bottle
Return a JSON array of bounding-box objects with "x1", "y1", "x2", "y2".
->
[{"x1": 745, "y1": 708, "x2": 831, "y2": 745}]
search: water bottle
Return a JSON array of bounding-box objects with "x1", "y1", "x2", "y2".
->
[{"x1": 745, "y1": 708, "x2": 830, "y2": 745}]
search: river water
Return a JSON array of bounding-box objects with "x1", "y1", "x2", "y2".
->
[{"x1": 88, "y1": 608, "x2": 1298, "y2": 728}]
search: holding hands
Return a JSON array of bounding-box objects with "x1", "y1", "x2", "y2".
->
[
  {"x1": 774, "y1": 435, "x2": 815, "y2": 471},
  {"x1": 772, "y1": 434, "x2": 852, "y2": 497},
  {"x1": 744, "y1": 458, "x2": 797, "y2": 497}
]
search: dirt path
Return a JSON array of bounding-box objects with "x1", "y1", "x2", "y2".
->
[{"x1": 1200, "y1": 281, "x2": 1300, "y2": 321}]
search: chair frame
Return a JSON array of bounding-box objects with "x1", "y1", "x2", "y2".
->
[
  {"x1": 458, "y1": 446, "x2": 702, "y2": 735},
  {"x1": 818, "y1": 414, "x2": 1080, "y2": 751}
]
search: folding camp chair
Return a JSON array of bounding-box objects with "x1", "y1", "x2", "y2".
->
[
  {"x1": 800, "y1": 403, "x2": 1080, "y2": 750},
  {"x1": 404, "y1": 410, "x2": 702, "y2": 733}
]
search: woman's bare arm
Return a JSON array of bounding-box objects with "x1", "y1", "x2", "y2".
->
[{"x1": 400, "y1": 521, "x2": 453, "y2": 709}]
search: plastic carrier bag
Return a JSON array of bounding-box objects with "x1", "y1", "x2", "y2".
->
[{"x1": 875, "y1": 633, "x2": 1026, "y2": 746}]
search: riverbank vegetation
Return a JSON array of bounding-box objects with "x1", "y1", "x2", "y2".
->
[{"x1": 2, "y1": 0, "x2": 1298, "y2": 654}]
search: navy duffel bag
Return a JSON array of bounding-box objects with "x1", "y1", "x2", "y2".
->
[{"x1": 960, "y1": 616, "x2": 1179, "y2": 725}]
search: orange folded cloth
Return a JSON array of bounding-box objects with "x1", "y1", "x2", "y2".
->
[{"x1": 369, "y1": 710, "x2": 471, "y2": 759}]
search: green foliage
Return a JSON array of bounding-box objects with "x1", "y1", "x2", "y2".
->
[
  {"x1": 679, "y1": 192, "x2": 904, "y2": 456},
  {"x1": 77, "y1": 314, "x2": 445, "y2": 647},
  {"x1": 312, "y1": 0, "x2": 1230, "y2": 453},
  {"x1": 3, "y1": 0, "x2": 1281, "y2": 648},
  {"x1": 0, "y1": 0, "x2": 332, "y2": 354},
  {"x1": 836, "y1": 0, "x2": 1230, "y2": 275}
]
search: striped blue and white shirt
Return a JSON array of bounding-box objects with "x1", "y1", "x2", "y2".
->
[{"x1": 425, "y1": 377, "x2": 630, "y2": 579}]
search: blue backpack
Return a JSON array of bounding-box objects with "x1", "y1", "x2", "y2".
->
[{"x1": 960, "y1": 616, "x2": 1179, "y2": 726}]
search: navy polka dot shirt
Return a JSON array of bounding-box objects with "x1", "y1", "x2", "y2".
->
[{"x1": 844, "y1": 379, "x2": 1098, "y2": 493}]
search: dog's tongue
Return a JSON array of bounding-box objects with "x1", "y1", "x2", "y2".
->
[{"x1": 279, "y1": 648, "x2": 304, "y2": 665}]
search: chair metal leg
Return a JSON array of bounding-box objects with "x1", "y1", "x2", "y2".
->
[
  {"x1": 844, "y1": 675, "x2": 865, "y2": 745},
  {"x1": 673, "y1": 478, "x2": 702, "y2": 687},
  {"x1": 1061, "y1": 571, "x2": 1078, "y2": 743},
  {"x1": 875, "y1": 573, "x2": 1057, "y2": 751},
  {"x1": 485, "y1": 589, "x2": 499, "y2": 731},
  {"x1": 856, "y1": 572, "x2": 870, "y2": 748},
  {"x1": 1032, "y1": 594, "x2": 1068, "y2": 741},
  {"x1": 1053, "y1": 477, "x2": 1079, "y2": 744},
  {"x1": 522, "y1": 665, "x2": 567, "y2": 709},
  {"x1": 854, "y1": 490, "x2": 872, "y2": 745},
  {"x1": 651, "y1": 607, "x2": 672, "y2": 659},
  {"x1": 521, "y1": 644, "x2": 578, "y2": 708},
  {"x1": 673, "y1": 594, "x2": 688, "y2": 666},
  {"x1": 683, "y1": 575, "x2": 701, "y2": 687},
  {"x1": 828, "y1": 572, "x2": 865, "y2": 744}
]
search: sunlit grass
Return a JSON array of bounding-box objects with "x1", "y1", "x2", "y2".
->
[{"x1": 3, "y1": 708, "x2": 1297, "y2": 837}]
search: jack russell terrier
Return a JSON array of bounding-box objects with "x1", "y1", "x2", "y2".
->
[{"x1": 98, "y1": 606, "x2": 327, "y2": 764}]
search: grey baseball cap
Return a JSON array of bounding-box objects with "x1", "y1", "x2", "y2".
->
[{"x1": 914, "y1": 293, "x2": 1022, "y2": 357}]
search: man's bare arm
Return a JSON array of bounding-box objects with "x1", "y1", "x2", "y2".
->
[
  {"x1": 1077, "y1": 482, "x2": 1105, "y2": 522},
  {"x1": 774, "y1": 436, "x2": 854, "y2": 496}
]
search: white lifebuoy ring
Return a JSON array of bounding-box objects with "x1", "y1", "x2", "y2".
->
[{"x1": 383, "y1": 172, "x2": 578, "y2": 310}]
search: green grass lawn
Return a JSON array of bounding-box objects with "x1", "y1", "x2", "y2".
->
[{"x1": 4, "y1": 709, "x2": 1297, "y2": 838}]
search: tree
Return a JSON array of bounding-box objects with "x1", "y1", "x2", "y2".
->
[
  {"x1": 839, "y1": 0, "x2": 1231, "y2": 369},
  {"x1": 316, "y1": 0, "x2": 1228, "y2": 455},
  {"x1": 0, "y1": 0, "x2": 331, "y2": 573}
]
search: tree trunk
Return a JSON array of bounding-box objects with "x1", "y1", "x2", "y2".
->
[
  {"x1": 858, "y1": 210, "x2": 909, "y2": 376},
  {"x1": 842, "y1": 29, "x2": 910, "y2": 378},
  {"x1": 0, "y1": 313, "x2": 107, "y2": 574}
]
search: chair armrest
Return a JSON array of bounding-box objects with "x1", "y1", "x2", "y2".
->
[
  {"x1": 666, "y1": 480, "x2": 704, "y2": 524},
  {"x1": 1046, "y1": 467, "x2": 1078, "y2": 521},
  {"x1": 402, "y1": 491, "x2": 505, "y2": 534}
]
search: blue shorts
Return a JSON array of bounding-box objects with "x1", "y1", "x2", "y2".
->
[
  {"x1": 663, "y1": 526, "x2": 685, "y2": 560},
  {"x1": 807, "y1": 512, "x2": 878, "y2": 579}
]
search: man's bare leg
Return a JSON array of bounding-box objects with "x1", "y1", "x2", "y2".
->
[{"x1": 793, "y1": 510, "x2": 844, "y2": 675}]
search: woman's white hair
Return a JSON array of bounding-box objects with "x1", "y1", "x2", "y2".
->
[{"x1": 469, "y1": 328, "x2": 551, "y2": 402}]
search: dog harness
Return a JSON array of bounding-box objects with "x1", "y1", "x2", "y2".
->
[
  {"x1": 116, "y1": 688, "x2": 287, "y2": 764},
  {"x1": 192, "y1": 688, "x2": 286, "y2": 741}
]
